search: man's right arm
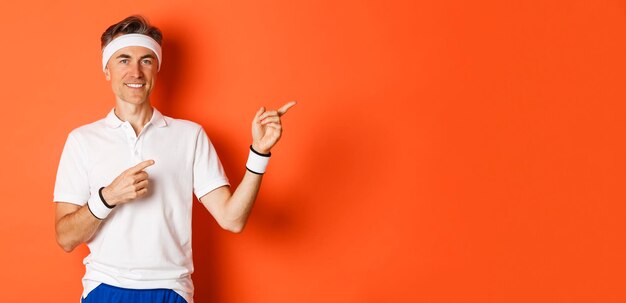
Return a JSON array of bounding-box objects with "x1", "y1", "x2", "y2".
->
[
  {"x1": 55, "y1": 202, "x2": 102, "y2": 253},
  {"x1": 54, "y1": 159, "x2": 155, "y2": 252}
]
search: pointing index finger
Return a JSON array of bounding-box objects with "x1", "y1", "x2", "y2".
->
[
  {"x1": 277, "y1": 101, "x2": 297, "y2": 116},
  {"x1": 129, "y1": 160, "x2": 155, "y2": 173}
]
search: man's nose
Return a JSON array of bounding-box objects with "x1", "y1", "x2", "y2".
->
[{"x1": 129, "y1": 62, "x2": 143, "y2": 77}]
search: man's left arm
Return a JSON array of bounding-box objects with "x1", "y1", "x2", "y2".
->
[{"x1": 200, "y1": 101, "x2": 296, "y2": 233}]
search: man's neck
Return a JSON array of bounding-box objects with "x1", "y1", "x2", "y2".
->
[{"x1": 113, "y1": 101, "x2": 153, "y2": 136}]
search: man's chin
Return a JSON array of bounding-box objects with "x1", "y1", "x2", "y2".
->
[{"x1": 119, "y1": 96, "x2": 149, "y2": 105}]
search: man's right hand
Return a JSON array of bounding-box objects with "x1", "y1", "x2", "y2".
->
[{"x1": 101, "y1": 160, "x2": 155, "y2": 206}]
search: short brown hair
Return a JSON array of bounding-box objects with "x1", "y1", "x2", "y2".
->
[{"x1": 100, "y1": 15, "x2": 163, "y2": 49}]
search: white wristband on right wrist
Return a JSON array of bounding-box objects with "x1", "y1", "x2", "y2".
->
[
  {"x1": 246, "y1": 145, "x2": 271, "y2": 174},
  {"x1": 87, "y1": 189, "x2": 114, "y2": 220}
]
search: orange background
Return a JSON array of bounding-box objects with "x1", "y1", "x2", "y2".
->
[{"x1": 0, "y1": 0, "x2": 624, "y2": 302}]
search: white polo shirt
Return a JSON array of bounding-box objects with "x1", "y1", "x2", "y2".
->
[{"x1": 53, "y1": 107, "x2": 230, "y2": 303}]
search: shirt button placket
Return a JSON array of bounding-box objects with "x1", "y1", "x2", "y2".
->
[
  {"x1": 135, "y1": 124, "x2": 150, "y2": 163},
  {"x1": 132, "y1": 137, "x2": 141, "y2": 162},
  {"x1": 134, "y1": 148, "x2": 141, "y2": 161},
  {"x1": 123, "y1": 123, "x2": 141, "y2": 163}
]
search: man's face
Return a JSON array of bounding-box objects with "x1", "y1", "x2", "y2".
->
[{"x1": 104, "y1": 46, "x2": 158, "y2": 105}]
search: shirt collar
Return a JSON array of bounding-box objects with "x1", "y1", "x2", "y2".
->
[{"x1": 105, "y1": 107, "x2": 168, "y2": 129}]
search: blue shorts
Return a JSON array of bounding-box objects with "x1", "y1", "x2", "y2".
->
[{"x1": 81, "y1": 283, "x2": 187, "y2": 303}]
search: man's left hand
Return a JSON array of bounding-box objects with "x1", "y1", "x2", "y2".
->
[{"x1": 251, "y1": 101, "x2": 297, "y2": 154}]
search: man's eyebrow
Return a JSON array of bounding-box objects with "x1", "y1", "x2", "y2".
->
[{"x1": 114, "y1": 54, "x2": 155, "y2": 60}]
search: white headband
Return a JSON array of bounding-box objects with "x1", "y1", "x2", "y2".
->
[{"x1": 102, "y1": 33, "x2": 162, "y2": 71}]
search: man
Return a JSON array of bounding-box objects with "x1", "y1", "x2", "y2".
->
[{"x1": 54, "y1": 15, "x2": 295, "y2": 303}]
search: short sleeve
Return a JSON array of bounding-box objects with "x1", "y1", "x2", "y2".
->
[
  {"x1": 53, "y1": 132, "x2": 90, "y2": 205},
  {"x1": 193, "y1": 127, "x2": 230, "y2": 200}
]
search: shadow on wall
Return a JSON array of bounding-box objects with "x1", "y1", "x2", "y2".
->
[
  {"x1": 151, "y1": 27, "x2": 183, "y2": 116},
  {"x1": 190, "y1": 123, "x2": 332, "y2": 303},
  {"x1": 190, "y1": 99, "x2": 371, "y2": 301}
]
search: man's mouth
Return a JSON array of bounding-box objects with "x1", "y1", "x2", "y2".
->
[{"x1": 125, "y1": 83, "x2": 145, "y2": 88}]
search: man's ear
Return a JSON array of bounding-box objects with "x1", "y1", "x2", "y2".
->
[{"x1": 104, "y1": 67, "x2": 111, "y2": 81}]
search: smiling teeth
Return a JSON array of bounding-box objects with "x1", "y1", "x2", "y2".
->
[{"x1": 126, "y1": 83, "x2": 144, "y2": 88}]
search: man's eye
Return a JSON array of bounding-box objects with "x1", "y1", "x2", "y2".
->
[
  {"x1": 120, "y1": 59, "x2": 129, "y2": 64},
  {"x1": 142, "y1": 59, "x2": 153, "y2": 65}
]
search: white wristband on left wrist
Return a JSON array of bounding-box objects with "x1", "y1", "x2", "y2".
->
[{"x1": 246, "y1": 145, "x2": 271, "y2": 174}]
